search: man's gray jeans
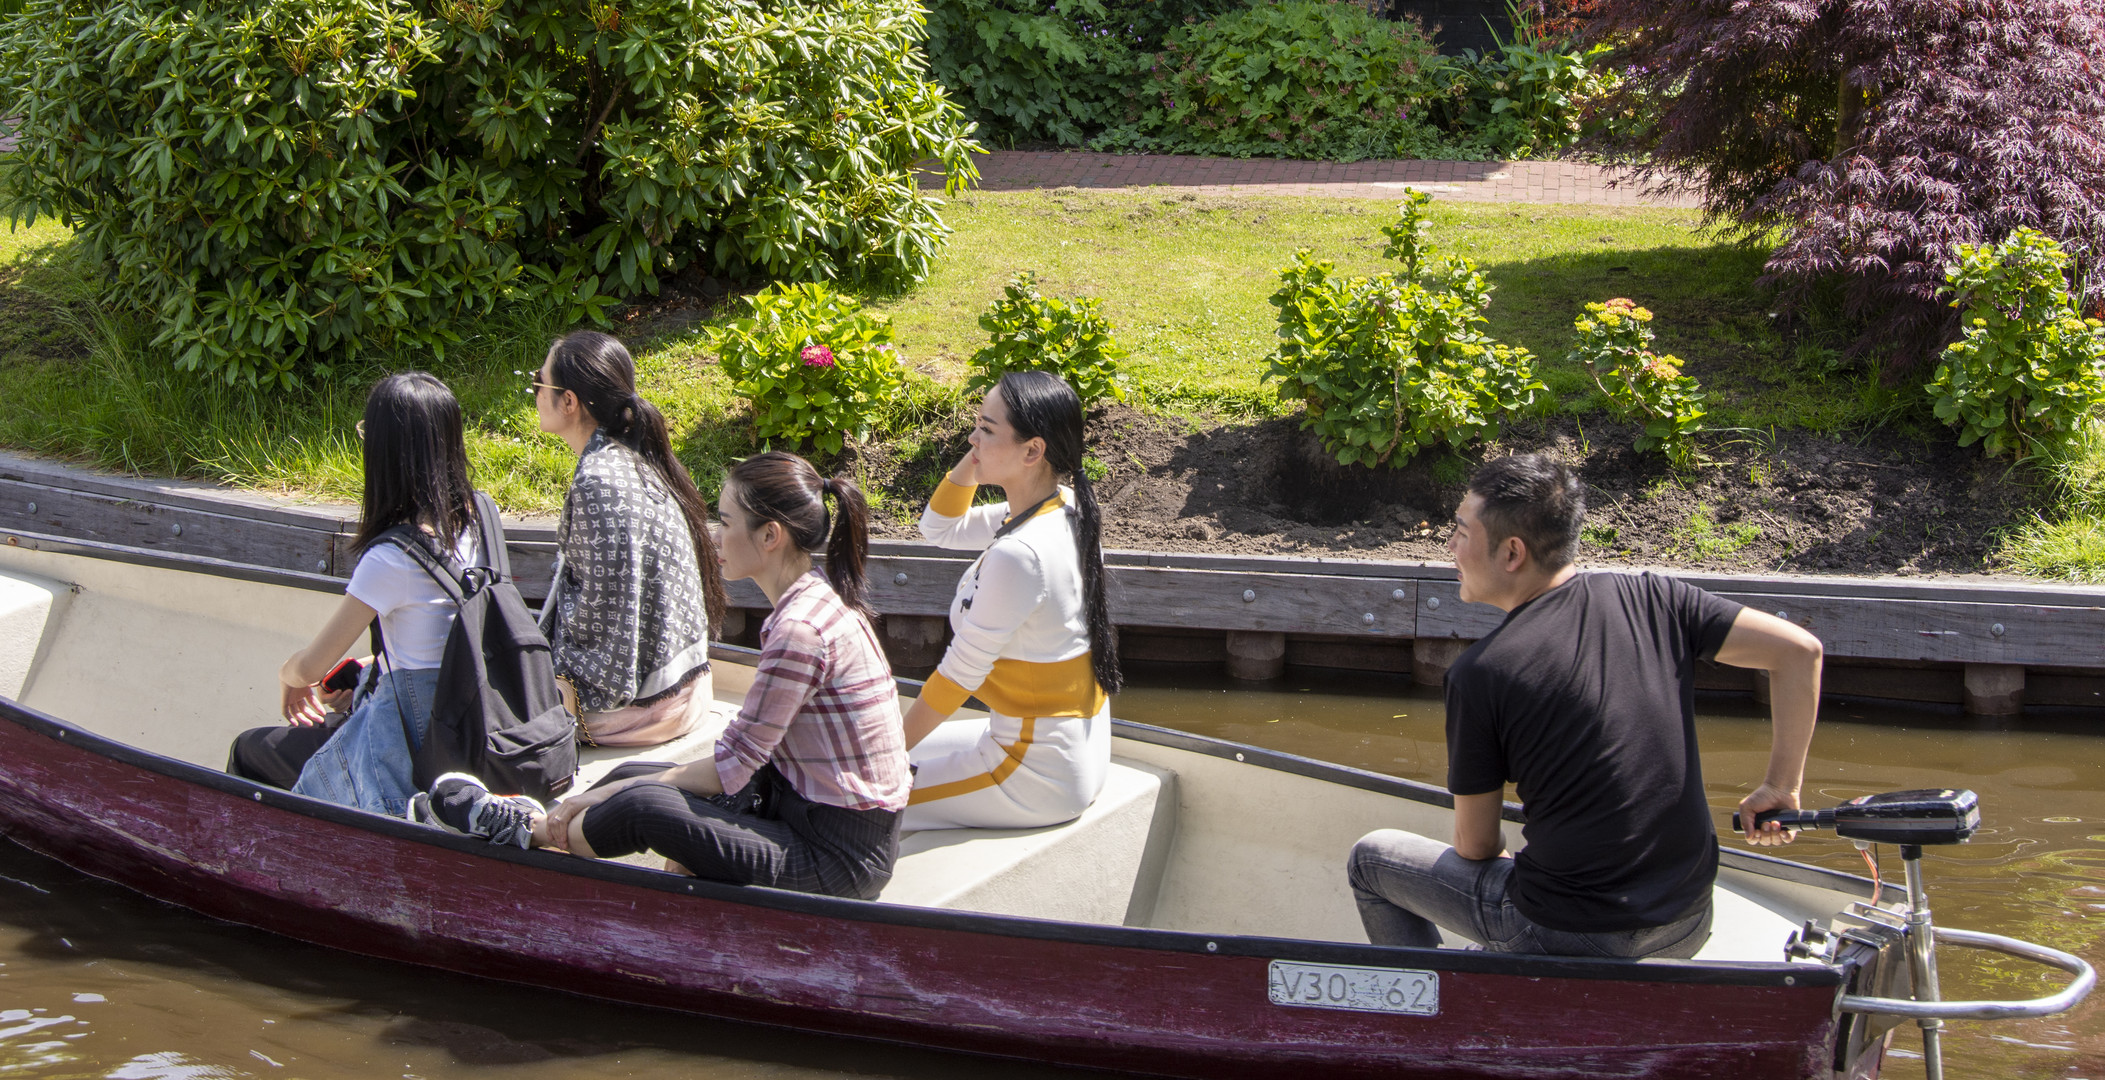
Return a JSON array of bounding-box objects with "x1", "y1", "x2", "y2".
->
[{"x1": 1348, "y1": 829, "x2": 1712, "y2": 958}]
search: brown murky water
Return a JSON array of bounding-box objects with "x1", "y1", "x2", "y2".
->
[{"x1": 3, "y1": 669, "x2": 2100, "y2": 1079}]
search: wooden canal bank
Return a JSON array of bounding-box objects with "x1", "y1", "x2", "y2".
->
[{"x1": 1, "y1": 451, "x2": 2100, "y2": 718}]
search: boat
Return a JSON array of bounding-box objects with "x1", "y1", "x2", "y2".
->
[{"x1": 0, "y1": 531, "x2": 2087, "y2": 1079}]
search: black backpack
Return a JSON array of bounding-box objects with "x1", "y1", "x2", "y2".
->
[{"x1": 372, "y1": 492, "x2": 577, "y2": 803}]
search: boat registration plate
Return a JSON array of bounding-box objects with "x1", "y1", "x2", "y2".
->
[{"x1": 1266, "y1": 960, "x2": 1439, "y2": 1016}]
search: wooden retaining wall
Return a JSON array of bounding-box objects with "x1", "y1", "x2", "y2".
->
[{"x1": 3, "y1": 451, "x2": 2100, "y2": 716}]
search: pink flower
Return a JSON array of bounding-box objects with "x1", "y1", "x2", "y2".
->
[{"x1": 801, "y1": 344, "x2": 835, "y2": 368}]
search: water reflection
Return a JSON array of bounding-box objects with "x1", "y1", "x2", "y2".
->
[{"x1": 0, "y1": 666, "x2": 2098, "y2": 1079}]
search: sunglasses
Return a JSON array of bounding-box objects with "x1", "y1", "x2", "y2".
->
[{"x1": 514, "y1": 369, "x2": 565, "y2": 397}]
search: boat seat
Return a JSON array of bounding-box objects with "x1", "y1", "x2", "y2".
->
[
  {"x1": 875, "y1": 758, "x2": 1178, "y2": 927},
  {"x1": 571, "y1": 699, "x2": 741, "y2": 789},
  {"x1": 0, "y1": 568, "x2": 67, "y2": 702},
  {"x1": 574, "y1": 705, "x2": 1180, "y2": 928}
]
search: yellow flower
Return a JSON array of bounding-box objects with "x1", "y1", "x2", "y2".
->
[
  {"x1": 1600, "y1": 312, "x2": 1621, "y2": 327},
  {"x1": 1575, "y1": 318, "x2": 1598, "y2": 333}
]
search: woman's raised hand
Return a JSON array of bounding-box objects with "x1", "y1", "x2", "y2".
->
[{"x1": 947, "y1": 449, "x2": 979, "y2": 489}]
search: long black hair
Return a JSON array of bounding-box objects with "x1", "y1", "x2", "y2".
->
[
  {"x1": 726, "y1": 451, "x2": 875, "y2": 620},
  {"x1": 992, "y1": 371, "x2": 1122, "y2": 695},
  {"x1": 350, "y1": 372, "x2": 477, "y2": 557},
  {"x1": 546, "y1": 330, "x2": 729, "y2": 632}
]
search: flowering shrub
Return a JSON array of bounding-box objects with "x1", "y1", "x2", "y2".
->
[
  {"x1": 708, "y1": 284, "x2": 906, "y2": 455},
  {"x1": 1569, "y1": 299, "x2": 1708, "y2": 468},
  {"x1": 967, "y1": 271, "x2": 1128, "y2": 406},
  {"x1": 1096, "y1": 0, "x2": 1454, "y2": 162},
  {"x1": 1265, "y1": 190, "x2": 1543, "y2": 467},
  {"x1": 1926, "y1": 230, "x2": 2105, "y2": 459}
]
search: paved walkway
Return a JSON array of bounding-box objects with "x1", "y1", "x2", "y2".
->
[{"x1": 927, "y1": 150, "x2": 1700, "y2": 207}]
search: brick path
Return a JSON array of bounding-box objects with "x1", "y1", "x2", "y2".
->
[{"x1": 926, "y1": 150, "x2": 1700, "y2": 208}]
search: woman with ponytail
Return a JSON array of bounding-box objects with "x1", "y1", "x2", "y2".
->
[
  {"x1": 533, "y1": 331, "x2": 728, "y2": 746},
  {"x1": 420, "y1": 451, "x2": 910, "y2": 901},
  {"x1": 901, "y1": 370, "x2": 1123, "y2": 831}
]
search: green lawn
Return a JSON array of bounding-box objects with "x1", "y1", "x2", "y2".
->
[{"x1": 2, "y1": 188, "x2": 2085, "y2": 574}]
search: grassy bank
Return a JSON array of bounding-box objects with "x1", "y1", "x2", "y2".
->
[{"x1": 0, "y1": 190, "x2": 2087, "y2": 574}]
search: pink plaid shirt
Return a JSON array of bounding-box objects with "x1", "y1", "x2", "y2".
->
[{"x1": 715, "y1": 571, "x2": 909, "y2": 812}]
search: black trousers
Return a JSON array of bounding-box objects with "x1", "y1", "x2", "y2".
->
[
  {"x1": 579, "y1": 762, "x2": 900, "y2": 900},
  {"x1": 226, "y1": 715, "x2": 346, "y2": 789}
]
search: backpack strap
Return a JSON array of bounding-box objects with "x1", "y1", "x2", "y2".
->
[
  {"x1": 376, "y1": 523, "x2": 468, "y2": 605},
  {"x1": 470, "y1": 491, "x2": 512, "y2": 580}
]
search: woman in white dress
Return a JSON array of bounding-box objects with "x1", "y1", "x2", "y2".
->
[{"x1": 901, "y1": 371, "x2": 1123, "y2": 830}]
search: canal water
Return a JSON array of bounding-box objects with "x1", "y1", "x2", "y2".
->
[{"x1": 2, "y1": 668, "x2": 2099, "y2": 1080}]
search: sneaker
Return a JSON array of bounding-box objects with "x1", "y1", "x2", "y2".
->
[{"x1": 419, "y1": 772, "x2": 543, "y2": 849}]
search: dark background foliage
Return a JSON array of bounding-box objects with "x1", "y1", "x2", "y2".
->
[{"x1": 1584, "y1": 0, "x2": 2105, "y2": 368}]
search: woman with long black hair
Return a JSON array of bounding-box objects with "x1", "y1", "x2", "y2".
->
[
  {"x1": 227, "y1": 372, "x2": 485, "y2": 815},
  {"x1": 532, "y1": 331, "x2": 729, "y2": 746},
  {"x1": 422, "y1": 452, "x2": 910, "y2": 900},
  {"x1": 900, "y1": 370, "x2": 1123, "y2": 830}
]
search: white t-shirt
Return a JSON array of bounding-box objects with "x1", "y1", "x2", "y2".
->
[{"x1": 347, "y1": 529, "x2": 483, "y2": 670}]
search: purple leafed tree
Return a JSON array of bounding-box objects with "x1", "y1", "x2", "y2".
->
[{"x1": 1585, "y1": 0, "x2": 2105, "y2": 369}]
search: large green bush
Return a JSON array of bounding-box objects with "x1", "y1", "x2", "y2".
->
[
  {"x1": 1097, "y1": 0, "x2": 1452, "y2": 162},
  {"x1": 0, "y1": 0, "x2": 979, "y2": 387},
  {"x1": 1265, "y1": 190, "x2": 1543, "y2": 467}
]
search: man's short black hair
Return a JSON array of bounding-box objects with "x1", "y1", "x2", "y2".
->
[{"x1": 1467, "y1": 454, "x2": 1585, "y2": 571}]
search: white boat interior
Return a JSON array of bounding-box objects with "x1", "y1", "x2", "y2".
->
[{"x1": 0, "y1": 544, "x2": 1880, "y2": 965}]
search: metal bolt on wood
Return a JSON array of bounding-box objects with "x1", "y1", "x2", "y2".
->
[
  {"x1": 1426, "y1": 597, "x2": 1441, "y2": 609},
  {"x1": 24, "y1": 502, "x2": 33, "y2": 514},
  {"x1": 1242, "y1": 589, "x2": 1256, "y2": 602},
  {"x1": 1392, "y1": 589, "x2": 1407, "y2": 600},
  {"x1": 1362, "y1": 613, "x2": 1376, "y2": 625},
  {"x1": 170, "y1": 523, "x2": 182, "y2": 537},
  {"x1": 1992, "y1": 624, "x2": 2006, "y2": 637},
  {"x1": 893, "y1": 572, "x2": 908, "y2": 585}
]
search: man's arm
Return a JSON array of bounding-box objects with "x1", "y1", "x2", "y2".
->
[
  {"x1": 1452, "y1": 790, "x2": 1507, "y2": 861},
  {"x1": 1711, "y1": 608, "x2": 1824, "y2": 846}
]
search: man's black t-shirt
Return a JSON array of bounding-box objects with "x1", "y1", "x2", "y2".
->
[{"x1": 1445, "y1": 571, "x2": 1744, "y2": 933}]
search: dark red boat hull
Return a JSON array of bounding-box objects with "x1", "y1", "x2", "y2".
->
[{"x1": 0, "y1": 699, "x2": 1858, "y2": 1079}]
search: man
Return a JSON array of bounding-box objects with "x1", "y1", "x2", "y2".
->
[{"x1": 1349, "y1": 454, "x2": 1821, "y2": 958}]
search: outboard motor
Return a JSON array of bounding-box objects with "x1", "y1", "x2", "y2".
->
[{"x1": 1739, "y1": 789, "x2": 2091, "y2": 1080}]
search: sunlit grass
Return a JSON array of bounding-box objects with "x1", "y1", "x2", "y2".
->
[
  {"x1": 0, "y1": 189, "x2": 1948, "y2": 518},
  {"x1": 1997, "y1": 421, "x2": 2105, "y2": 581}
]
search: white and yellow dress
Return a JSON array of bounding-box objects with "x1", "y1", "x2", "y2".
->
[{"x1": 904, "y1": 479, "x2": 1111, "y2": 831}]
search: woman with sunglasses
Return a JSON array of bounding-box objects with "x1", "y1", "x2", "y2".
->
[
  {"x1": 227, "y1": 372, "x2": 487, "y2": 814},
  {"x1": 525, "y1": 331, "x2": 730, "y2": 747},
  {"x1": 420, "y1": 452, "x2": 909, "y2": 900}
]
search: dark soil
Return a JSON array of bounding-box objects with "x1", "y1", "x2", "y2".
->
[{"x1": 860, "y1": 404, "x2": 2046, "y2": 577}]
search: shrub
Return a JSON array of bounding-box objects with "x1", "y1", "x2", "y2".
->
[
  {"x1": 708, "y1": 283, "x2": 907, "y2": 455},
  {"x1": 0, "y1": 0, "x2": 980, "y2": 388},
  {"x1": 967, "y1": 271, "x2": 1128, "y2": 406},
  {"x1": 1265, "y1": 189, "x2": 1542, "y2": 467},
  {"x1": 1926, "y1": 230, "x2": 2105, "y2": 459},
  {"x1": 1584, "y1": 0, "x2": 2105, "y2": 368},
  {"x1": 1098, "y1": 0, "x2": 1452, "y2": 162},
  {"x1": 923, "y1": 0, "x2": 1226, "y2": 147},
  {"x1": 1429, "y1": 32, "x2": 1623, "y2": 160},
  {"x1": 1569, "y1": 298, "x2": 1707, "y2": 468}
]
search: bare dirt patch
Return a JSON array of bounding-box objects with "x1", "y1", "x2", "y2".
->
[{"x1": 863, "y1": 404, "x2": 2043, "y2": 577}]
